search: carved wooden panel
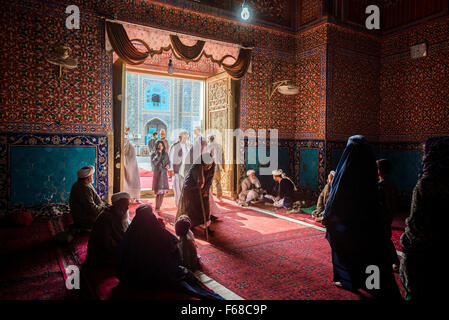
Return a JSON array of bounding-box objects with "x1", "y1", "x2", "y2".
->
[{"x1": 206, "y1": 73, "x2": 236, "y2": 197}]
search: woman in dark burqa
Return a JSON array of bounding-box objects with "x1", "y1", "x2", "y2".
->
[
  {"x1": 400, "y1": 136, "x2": 449, "y2": 300},
  {"x1": 116, "y1": 204, "x2": 223, "y2": 300},
  {"x1": 322, "y1": 135, "x2": 401, "y2": 299},
  {"x1": 176, "y1": 152, "x2": 216, "y2": 236}
]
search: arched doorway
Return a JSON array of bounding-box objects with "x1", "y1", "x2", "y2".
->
[{"x1": 144, "y1": 118, "x2": 167, "y2": 144}]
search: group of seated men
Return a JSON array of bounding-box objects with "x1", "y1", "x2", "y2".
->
[
  {"x1": 68, "y1": 165, "x2": 224, "y2": 300},
  {"x1": 237, "y1": 168, "x2": 297, "y2": 209}
]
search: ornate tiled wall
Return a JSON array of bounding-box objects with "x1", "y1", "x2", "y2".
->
[
  {"x1": 380, "y1": 16, "x2": 449, "y2": 142},
  {"x1": 0, "y1": 1, "x2": 112, "y2": 134},
  {"x1": 0, "y1": 0, "x2": 299, "y2": 207},
  {"x1": 241, "y1": 47, "x2": 297, "y2": 139},
  {"x1": 326, "y1": 23, "x2": 381, "y2": 142},
  {"x1": 0, "y1": 133, "x2": 108, "y2": 216},
  {"x1": 2, "y1": 0, "x2": 447, "y2": 208}
]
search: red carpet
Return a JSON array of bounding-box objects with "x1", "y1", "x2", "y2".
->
[
  {"x1": 250, "y1": 202, "x2": 405, "y2": 252},
  {"x1": 139, "y1": 175, "x2": 173, "y2": 189},
  {"x1": 0, "y1": 196, "x2": 405, "y2": 300},
  {"x1": 0, "y1": 221, "x2": 68, "y2": 300},
  {"x1": 155, "y1": 198, "x2": 405, "y2": 300}
]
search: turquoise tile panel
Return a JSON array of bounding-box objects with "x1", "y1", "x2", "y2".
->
[
  {"x1": 300, "y1": 148, "x2": 318, "y2": 189},
  {"x1": 10, "y1": 146, "x2": 96, "y2": 205}
]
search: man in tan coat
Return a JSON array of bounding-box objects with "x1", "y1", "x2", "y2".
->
[
  {"x1": 238, "y1": 170, "x2": 265, "y2": 206},
  {"x1": 312, "y1": 171, "x2": 335, "y2": 222}
]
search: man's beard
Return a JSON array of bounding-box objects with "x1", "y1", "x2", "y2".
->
[{"x1": 249, "y1": 177, "x2": 259, "y2": 185}]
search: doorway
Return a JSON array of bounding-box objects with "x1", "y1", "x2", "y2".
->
[
  {"x1": 112, "y1": 59, "x2": 240, "y2": 200},
  {"x1": 124, "y1": 70, "x2": 205, "y2": 196}
]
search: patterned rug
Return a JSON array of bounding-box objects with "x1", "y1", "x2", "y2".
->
[
  {"x1": 0, "y1": 196, "x2": 404, "y2": 300},
  {"x1": 250, "y1": 201, "x2": 405, "y2": 252},
  {"x1": 0, "y1": 221, "x2": 67, "y2": 300},
  {"x1": 157, "y1": 198, "x2": 405, "y2": 300}
]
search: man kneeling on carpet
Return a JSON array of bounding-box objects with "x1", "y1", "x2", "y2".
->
[
  {"x1": 263, "y1": 169, "x2": 297, "y2": 209},
  {"x1": 311, "y1": 171, "x2": 335, "y2": 223},
  {"x1": 238, "y1": 169, "x2": 265, "y2": 207},
  {"x1": 69, "y1": 165, "x2": 107, "y2": 233},
  {"x1": 116, "y1": 204, "x2": 223, "y2": 300},
  {"x1": 84, "y1": 192, "x2": 131, "y2": 267}
]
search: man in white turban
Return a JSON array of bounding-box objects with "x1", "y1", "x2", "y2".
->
[
  {"x1": 169, "y1": 130, "x2": 191, "y2": 206},
  {"x1": 69, "y1": 165, "x2": 107, "y2": 232},
  {"x1": 85, "y1": 192, "x2": 131, "y2": 267},
  {"x1": 263, "y1": 169, "x2": 297, "y2": 209},
  {"x1": 238, "y1": 169, "x2": 265, "y2": 206}
]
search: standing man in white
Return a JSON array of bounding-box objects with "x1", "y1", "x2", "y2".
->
[
  {"x1": 124, "y1": 128, "x2": 141, "y2": 203},
  {"x1": 169, "y1": 130, "x2": 191, "y2": 206}
]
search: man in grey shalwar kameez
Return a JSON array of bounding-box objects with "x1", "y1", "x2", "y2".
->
[{"x1": 69, "y1": 165, "x2": 107, "y2": 231}]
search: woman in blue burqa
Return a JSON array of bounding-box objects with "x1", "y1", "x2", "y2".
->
[
  {"x1": 322, "y1": 135, "x2": 401, "y2": 299},
  {"x1": 116, "y1": 204, "x2": 223, "y2": 300}
]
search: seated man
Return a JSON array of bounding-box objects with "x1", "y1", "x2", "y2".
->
[
  {"x1": 69, "y1": 165, "x2": 107, "y2": 232},
  {"x1": 312, "y1": 171, "x2": 335, "y2": 222},
  {"x1": 238, "y1": 170, "x2": 265, "y2": 206},
  {"x1": 84, "y1": 192, "x2": 131, "y2": 267},
  {"x1": 263, "y1": 169, "x2": 296, "y2": 209}
]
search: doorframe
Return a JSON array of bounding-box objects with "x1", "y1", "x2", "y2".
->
[{"x1": 115, "y1": 65, "x2": 215, "y2": 198}]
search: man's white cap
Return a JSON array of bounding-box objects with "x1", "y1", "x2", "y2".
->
[
  {"x1": 111, "y1": 192, "x2": 131, "y2": 204},
  {"x1": 272, "y1": 169, "x2": 283, "y2": 176},
  {"x1": 77, "y1": 165, "x2": 95, "y2": 179},
  {"x1": 329, "y1": 170, "x2": 336, "y2": 176},
  {"x1": 247, "y1": 169, "x2": 256, "y2": 176}
]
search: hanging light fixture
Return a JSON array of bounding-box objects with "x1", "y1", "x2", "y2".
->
[
  {"x1": 168, "y1": 59, "x2": 174, "y2": 75},
  {"x1": 241, "y1": 1, "x2": 250, "y2": 21}
]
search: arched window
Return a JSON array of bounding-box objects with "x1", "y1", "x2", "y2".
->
[{"x1": 144, "y1": 85, "x2": 167, "y2": 110}]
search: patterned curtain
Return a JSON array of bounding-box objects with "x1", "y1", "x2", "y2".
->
[
  {"x1": 222, "y1": 48, "x2": 252, "y2": 80},
  {"x1": 106, "y1": 22, "x2": 149, "y2": 65},
  {"x1": 170, "y1": 35, "x2": 205, "y2": 61},
  {"x1": 106, "y1": 21, "x2": 252, "y2": 78}
]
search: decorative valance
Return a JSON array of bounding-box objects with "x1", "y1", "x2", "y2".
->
[
  {"x1": 105, "y1": 21, "x2": 252, "y2": 79},
  {"x1": 170, "y1": 36, "x2": 205, "y2": 61},
  {"x1": 105, "y1": 22, "x2": 149, "y2": 65}
]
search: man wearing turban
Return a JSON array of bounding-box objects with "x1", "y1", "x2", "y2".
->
[
  {"x1": 69, "y1": 165, "x2": 106, "y2": 232},
  {"x1": 238, "y1": 169, "x2": 265, "y2": 206},
  {"x1": 263, "y1": 169, "x2": 297, "y2": 209}
]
